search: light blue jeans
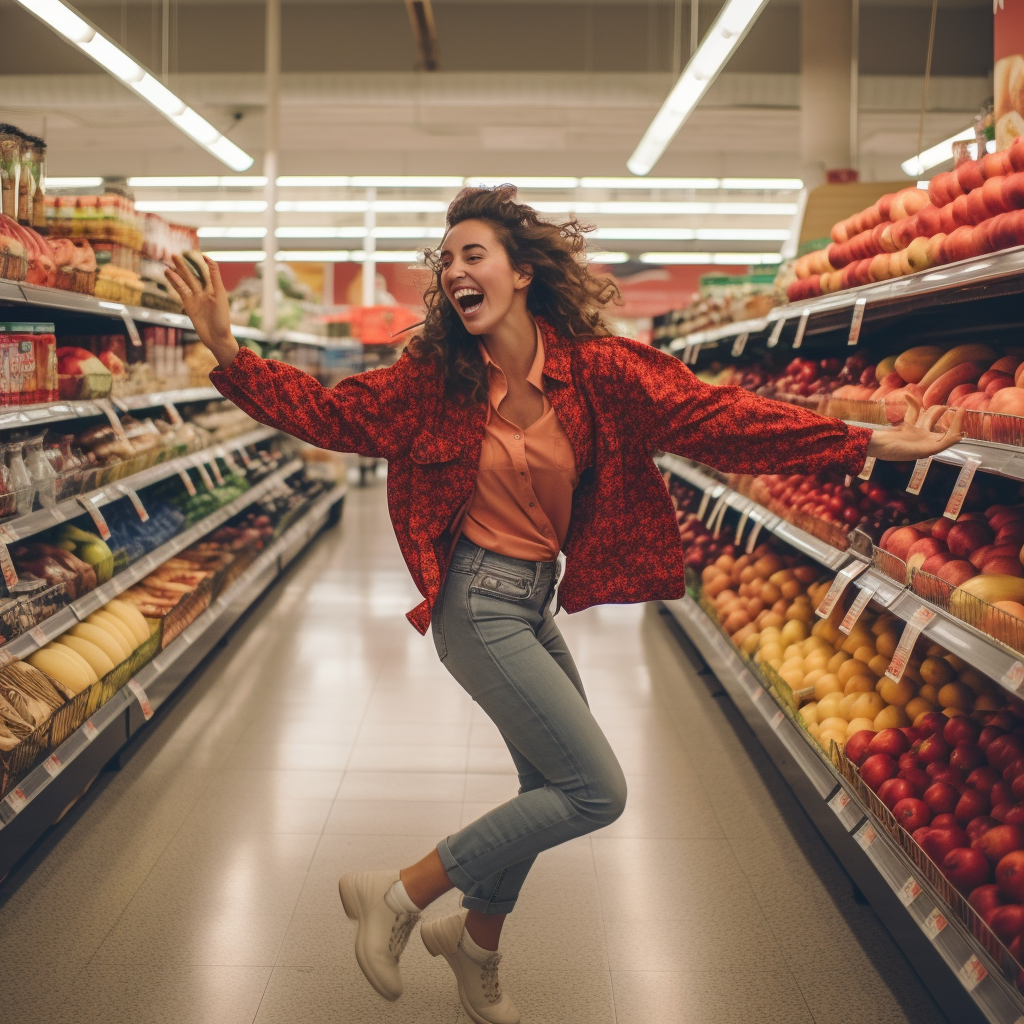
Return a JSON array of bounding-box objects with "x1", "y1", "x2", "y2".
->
[{"x1": 432, "y1": 536, "x2": 628, "y2": 914}]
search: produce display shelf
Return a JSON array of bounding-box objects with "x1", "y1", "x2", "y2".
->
[
  {"x1": 657, "y1": 454, "x2": 1024, "y2": 695},
  {"x1": 0, "y1": 456, "x2": 304, "y2": 668},
  {"x1": 0, "y1": 481, "x2": 346, "y2": 878},
  {"x1": 0, "y1": 425, "x2": 277, "y2": 545},
  {"x1": 667, "y1": 316, "x2": 769, "y2": 353},
  {"x1": 113, "y1": 387, "x2": 220, "y2": 412},
  {"x1": 662, "y1": 595, "x2": 1021, "y2": 1024}
]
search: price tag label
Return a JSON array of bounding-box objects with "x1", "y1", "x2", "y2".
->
[
  {"x1": 857, "y1": 456, "x2": 876, "y2": 481},
  {"x1": 696, "y1": 489, "x2": 714, "y2": 522},
  {"x1": 856, "y1": 822, "x2": 878, "y2": 850},
  {"x1": 705, "y1": 495, "x2": 726, "y2": 529},
  {"x1": 829, "y1": 788, "x2": 851, "y2": 815},
  {"x1": 0, "y1": 540, "x2": 18, "y2": 590},
  {"x1": 792, "y1": 308, "x2": 811, "y2": 349},
  {"x1": 42, "y1": 752, "x2": 62, "y2": 777},
  {"x1": 194, "y1": 460, "x2": 215, "y2": 491},
  {"x1": 711, "y1": 499, "x2": 729, "y2": 539},
  {"x1": 95, "y1": 398, "x2": 128, "y2": 440},
  {"x1": 238, "y1": 447, "x2": 253, "y2": 468},
  {"x1": 752, "y1": 687, "x2": 766, "y2": 703},
  {"x1": 922, "y1": 908, "x2": 947, "y2": 940},
  {"x1": 110, "y1": 396, "x2": 129, "y2": 413},
  {"x1": 177, "y1": 468, "x2": 197, "y2": 497},
  {"x1": 943, "y1": 457, "x2": 982, "y2": 520},
  {"x1": 207, "y1": 458, "x2": 225, "y2": 487},
  {"x1": 816, "y1": 561, "x2": 869, "y2": 619},
  {"x1": 118, "y1": 485, "x2": 149, "y2": 522},
  {"x1": 0, "y1": 649, "x2": 14, "y2": 669},
  {"x1": 5, "y1": 787, "x2": 27, "y2": 814},
  {"x1": 82, "y1": 719, "x2": 98, "y2": 743},
  {"x1": 128, "y1": 679, "x2": 153, "y2": 720},
  {"x1": 223, "y1": 452, "x2": 242, "y2": 476},
  {"x1": 885, "y1": 606, "x2": 937, "y2": 682},
  {"x1": 734, "y1": 508, "x2": 751, "y2": 546},
  {"x1": 766, "y1": 318, "x2": 784, "y2": 348},
  {"x1": 906, "y1": 457, "x2": 932, "y2": 496},
  {"x1": 119, "y1": 308, "x2": 142, "y2": 347},
  {"x1": 839, "y1": 581, "x2": 878, "y2": 635},
  {"x1": 29, "y1": 624, "x2": 48, "y2": 645},
  {"x1": 848, "y1": 296, "x2": 867, "y2": 345},
  {"x1": 958, "y1": 956, "x2": 987, "y2": 992},
  {"x1": 76, "y1": 495, "x2": 111, "y2": 541},
  {"x1": 730, "y1": 332, "x2": 749, "y2": 357},
  {"x1": 898, "y1": 877, "x2": 923, "y2": 907},
  {"x1": 745, "y1": 518, "x2": 765, "y2": 555},
  {"x1": 49, "y1": 505, "x2": 67, "y2": 524},
  {"x1": 1003, "y1": 661, "x2": 1024, "y2": 694},
  {"x1": 0, "y1": 524, "x2": 19, "y2": 545},
  {"x1": 163, "y1": 402, "x2": 183, "y2": 426},
  {"x1": 770, "y1": 709, "x2": 785, "y2": 730}
]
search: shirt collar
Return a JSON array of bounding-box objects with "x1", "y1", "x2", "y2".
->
[{"x1": 478, "y1": 319, "x2": 547, "y2": 391}]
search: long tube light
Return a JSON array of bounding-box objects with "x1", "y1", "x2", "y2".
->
[
  {"x1": 128, "y1": 176, "x2": 267, "y2": 188},
  {"x1": 639, "y1": 251, "x2": 782, "y2": 264},
  {"x1": 13, "y1": 0, "x2": 253, "y2": 171},
  {"x1": 135, "y1": 200, "x2": 268, "y2": 212},
  {"x1": 593, "y1": 227, "x2": 788, "y2": 241},
  {"x1": 901, "y1": 128, "x2": 993, "y2": 177},
  {"x1": 628, "y1": 0, "x2": 771, "y2": 176},
  {"x1": 532, "y1": 201, "x2": 796, "y2": 216}
]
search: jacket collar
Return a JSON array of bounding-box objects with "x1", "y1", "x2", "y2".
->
[{"x1": 536, "y1": 317, "x2": 573, "y2": 386}]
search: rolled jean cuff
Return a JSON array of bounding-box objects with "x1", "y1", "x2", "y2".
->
[{"x1": 436, "y1": 838, "x2": 518, "y2": 915}]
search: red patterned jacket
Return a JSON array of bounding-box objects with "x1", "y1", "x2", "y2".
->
[{"x1": 211, "y1": 319, "x2": 871, "y2": 633}]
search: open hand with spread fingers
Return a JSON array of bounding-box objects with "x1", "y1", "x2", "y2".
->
[
  {"x1": 865, "y1": 394, "x2": 966, "y2": 462},
  {"x1": 165, "y1": 254, "x2": 239, "y2": 369}
]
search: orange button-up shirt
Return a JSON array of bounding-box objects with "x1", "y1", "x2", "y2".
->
[{"x1": 460, "y1": 325, "x2": 579, "y2": 562}]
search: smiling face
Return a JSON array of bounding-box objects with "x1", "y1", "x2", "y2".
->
[{"x1": 439, "y1": 218, "x2": 532, "y2": 335}]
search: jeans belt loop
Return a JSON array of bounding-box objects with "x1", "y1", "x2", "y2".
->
[
  {"x1": 470, "y1": 544, "x2": 486, "y2": 573},
  {"x1": 532, "y1": 560, "x2": 543, "y2": 595}
]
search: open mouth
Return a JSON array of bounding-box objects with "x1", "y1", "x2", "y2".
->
[{"x1": 453, "y1": 287, "x2": 484, "y2": 313}]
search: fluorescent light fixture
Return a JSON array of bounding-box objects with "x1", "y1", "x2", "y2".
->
[
  {"x1": 276, "y1": 176, "x2": 352, "y2": 187},
  {"x1": 276, "y1": 200, "x2": 449, "y2": 213},
  {"x1": 274, "y1": 226, "x2": 445, "y2": 240},
  {"x1": 639, "y1": 251, "x2": 782, "y2": 265},
  {"x1": 465, "y1": 177, "x2": 581, "y2": 189},
  {"x1": 208, "y1": 250, "x2": 266, "y2": 262},
  {"x1": 135, "y1": 200, "x2": 267, "y2": 212},
  {"x1": 198, "y1": 226, "x2": 268, "y2": 238},
  {"x1": 352, "y1": 250, "x2": 424, "y2": 263},
  {"x1": 531, "y1": 201, "x2": 796, "y2": 216},
  {"x1": 720, "y1": 178, "x2": 803, "y2": 190},
  {"x1": 587, "y1": 252, "x2": 630, "y2": 263},
  {"x1": 129, "y1": 176, "x2": 267, "y2": 187},
  {"x1": 351, "y1": 176, "x2": 464, "y2": 189},
  {"x1": 12, "y1": 0, "x2": 254, "y2": 171},
  {"x1": 275, "y1": 250, "x2": 424, "y2": 263},
  {"x1": 593, "y1": 227, "x2": 789, "y2": 241},
  {"x1": 628, "y1": 0, "x2": 771, "y2": 175},
  {"x1": 901, "y1": 126, "x2": 975, "y2": 176},
  {"x1": 580, "y1": 177, "x2": 720, "y2": 190},
  {"x1": 45, "y1": 176, "x2": 103, "y2": 188}
]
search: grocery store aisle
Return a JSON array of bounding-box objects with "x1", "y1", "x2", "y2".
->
[{"x1": 1, "y1": 481, "x2": 947, "y2": 1024}]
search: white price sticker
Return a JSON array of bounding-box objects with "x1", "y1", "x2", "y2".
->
[
  {"x1": 0, "y1": 524, "x2": 20, "y2": 544},
  {"x1": 96, "y1": 398, "x2": 128, "y2": 440},
  {"x1": 943, "y1": 457, "x2": 982, "y2": 520},
  {"x1": 848, "y1": 296, "x2": 867, "y2": 345},
  {"x1": 734, "y1": 508, "x2": 751, "y2": 546},
  {"x1": 745, "y1": 518, "x2": 765, "y2": 555},
  {"x1": 1003, "y1": 661, "x2": 1024, "y2": 694},
  {"x1": 856, "y1": 456, "x2": 876, "y2": 481},
  {"x1": 792, "y1": 308, "x2": 811, "y2": 349},
  {"x1": 0, "y1": 540, "x2": 18, "y2": 590},
  {"x1": 82, "y1": 719, "x2": 98, "y2": 742},
  {"x1": 42, "y1": 753, "x2": 62, "y2": 777},
  {"x1": 120, "y1": 309, "x2": 142, "y2": 347},
  {"x1": 839, "y1": 582, "x2": 878, "y2": 635},
  {"x1": 856, "y1": 822, "x2": 878, "y2": 850},
  {"x1": 922, "y1": 908, "x2": 947, "y2": 940},
  {"x1": 177, "y1": 468, "x2": 198, "y2": 497},
  {"x1": 696, "y1": 490, "x2": 712, "y2": 522},
  {"x1": 238, "y1": 447, "x2": 253, "y2": 468},
  {"x1": 815, "y1": 561, "x2": 869, "y2": 619},
  {"x1": 829, "y1": 789, "x2": 851, "y2": 815},
  {"x1": 128, "y1": 679, "x2": 153, "y2": 720},
  {"x1": 711, "y1": 499, "x2": 729, "y2": 539},
  {"x1": 958, "y1": 956, "x2": 986, "y2": 992},
  {"x1": 706, "y1": 495, "x2": 726, "y2": 531},
  {"x1": 898, "y1": 877, "x2": 923, "y2": 907},
  {"x1": 118, "y1": 484, "x2": 149, "y2": 522},
  {"x1": 906, "y1": 457, "x2": 932, "y2": 496},
  {"x1": 766, "y1": 318, "x2": 784, "y2": 349},
  {"x1": 885, "y1": 606, "x2": 937, "y2": 682},
  {"x1": 76, "y1": 495, "x2": 111, "y2": 541},
  {"x1": 731, "y1": 332, "x2": 749, "y2": 357},
  {"x1": 5, "y1": 787, "x2": 27, "y2": 813},
  {"x1": 29, "y1": 624, "x2": 48, "y2": 645}
]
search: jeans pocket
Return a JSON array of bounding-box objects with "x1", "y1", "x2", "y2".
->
[{"x1": 469, "y1": 569, "x2": 533, "y2": 604}]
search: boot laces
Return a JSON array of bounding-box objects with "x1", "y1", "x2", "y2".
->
[
  {"x1": 388, "y1": 911, "x2": 419, "y2": 959},
  {"x1": 479, "y1": 953, "x2": 503, "y2": 1003}
]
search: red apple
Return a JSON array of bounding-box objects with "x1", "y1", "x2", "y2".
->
[
  {"x1": 879, "y1": 777, "x2": 918, "y2": 810},
  {"x1": 894, "y1": 798, "x2": 932, "y2": 832},
  {"x1": 885, "y1": 526, "x2": 926, "y2": 562},
  {"x1": 920, "y1": 553, "x2": 956, "y2": 575},
  {"x1": 995, "y1": 802, "x2": 1016, "y2": 822},
  {"x1": 944, "y1": 847, "x2": 992, "y2": 891},
  {"x1": 1006, "y1": 760, "x2": 1024, "y2": 783},
  {"x1": 898, "y1": 751, "x2": 921, "y2": 773},
  {"x1": 951, "y1": 743, "x2": 986, "y2": 773},
  {"x1": 924, "y1": 782, "x2": 961, "y2": 815},
  {"x1": 919, "y1": 735, "x2": 952, "y2": 765},
  {"x1": 936, "y1": 560, "x2": 979, "y2": 586},
  {"x1": 1012, "y1": 774, "x2": 1024, "y2": 801},
  {"x1": 957, "y1": 788, "x2": 992, "y2": 825},
  {"x1": 917, "y1": 712, "x2": 949, "y2": 737},
  {"x1": 907, "y1": 536, "x2": 946, "y2": 560},
  {"x1": 997, "y1": 849, "x2": 1024, "y2": 901},
  {"x1": 948, "y1": 520, "x2": 995, "y2": 557},
  {"x1": 860, "y1": 753, "x2": 898, "y2": 792},
  {"x1": 998, "y1": 522, "x2": 1024, "y2": 546},
  {"x1": 921, "y1": 826, "x2": 970, "y2": 863},
  {"x1": 900, "y1": 767, "x2": 932, "y2": 794},
  {"x1": 968, "y1": 816, "x2": 1000, "y2": 842},
  {"x1": 984, "y1": 557, "x2": 1024, "y2": 578},
  {"x1": 970, "y1": 883, "x2": 1006, "y2": 917},
  {"x1": 969, "y1": 767, "x2": 1003, "y2": 794},
  {"x1": 945, "y1": 717, "x2": 983, "y2": 746},
  {"x1": 974, "y1": 824, "x2": 1024, "y2": 864},
  {"x1": 989, "y1": 904, "x2": 1024, "y2": 944},
  {"x1": 993, "y1": 781, "x2": 1015, "y2": 808},
  {"x1": 990, "y1": 736, "x2": 1024, "y2": 772},
  {"x1": 932, "y1": 518, "x2": 953, "y2": 541},
  {"x1": 868, "y1": 728, "x2": 911, "y2": 759},
  {"x1": 844, "y1": 729, "x2": 874, "y2": 767},
  {"x1": 981, "y1": 726, "x2": 1009, "y2": 751},
  {"x1": 932, "y1": 813, "x2": 960, "y2": 829}
]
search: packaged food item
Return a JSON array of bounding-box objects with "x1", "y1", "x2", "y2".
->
[
  {"x1": 0, "y1": 125, "x2": 20, "y2": 221},
  {"x1": 17, "y1": 134, "x2": 44, "y2": 227}
]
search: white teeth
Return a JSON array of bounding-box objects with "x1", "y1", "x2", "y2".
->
[{"x1": 453, "y1": 288, "x2": 483, "y2": 300}]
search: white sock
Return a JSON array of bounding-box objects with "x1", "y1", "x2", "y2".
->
[
  {"x1": 388, "y1": 879, "x2": 422, "y2": 914},
  {"x1": 460, "y1": 926, "x2": 498, "y2": 961}
]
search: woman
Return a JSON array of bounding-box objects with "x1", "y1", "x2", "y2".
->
[{"x1": 167, "y1": 185, "x2": 962, "y2": 1024}]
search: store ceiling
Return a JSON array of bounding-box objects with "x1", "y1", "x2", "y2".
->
[{"x1": 0, "y1": 0, "x2": 996, "y2": 261}]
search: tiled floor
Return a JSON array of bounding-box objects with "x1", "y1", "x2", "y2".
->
[{"x1": 0, "y1": 482, "x2": 948, "y2": 1023}]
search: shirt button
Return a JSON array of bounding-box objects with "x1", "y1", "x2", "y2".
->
[
  {"x1": 520, "y1": 471, "x2": 526, "y2": 476},
  {"x1": 514, "y1": 434, "x2": 521, "y2": 440},
  {"x1": 529, "y1": 501, "x2": 535, "y2": 507}
]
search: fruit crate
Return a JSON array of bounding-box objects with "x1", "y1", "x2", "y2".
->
[
  {"x1": 817, "y1": 396, "x2": 890, "y2": 426},
  {"x1": 157, "y1": 575, "x2": 214, "y2": 649},
  {"x1": 54, "y1": 266, "x2": 96, "y2": 296},
  {"x1": 831, "y1": 742, "x2": 1024, "y2": 995},
  {"x1": 874, "y1": 544, "x2": 910, "y2": 586},
  {"x1": 210, "y1": 538, "x2": 261, "y2": 599},
  {"x1": 0, "y1": 245, "x2": 26, "y2": 283},
  {"x1": 961, "y1": 409, "x2": 1024, "y2": 448}
]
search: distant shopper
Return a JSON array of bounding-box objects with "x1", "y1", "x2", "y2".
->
[{"x1": 168, "y1": 186, "x2": 963, "y2": 1024}]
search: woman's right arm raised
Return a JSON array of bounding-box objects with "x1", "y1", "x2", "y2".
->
[{"x1": 166, "y1": 255, "x2": 417, "y2": 460}]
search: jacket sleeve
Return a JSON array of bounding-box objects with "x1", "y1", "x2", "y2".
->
[
  {"x1": 622, "y1": 340, "x2": 872, "y2": 477},
  {"x1": 209, "y1": 346, "x2": 425, "y2": 460}
]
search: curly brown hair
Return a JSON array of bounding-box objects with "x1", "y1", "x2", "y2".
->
[{"x1": 406, "y1": 185, "x2": 621, "y2": 403}]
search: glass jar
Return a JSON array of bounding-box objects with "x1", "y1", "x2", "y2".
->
[
  {"x1": 16, "y1": 134, "x2": 38, "y2": 225},
  {"x1": 0, "y1": 443, "x2": 14, "y2": 519},
  {"x1": 27, "y1": 136, "x2": 46, "y2": 231},
  {"x1": 25, "y1": 434, "x2": 55, "y2": 508},
  {"x1": 5, "y1": 439, "x2": 33, "y2": 513},
  {"x1": 0, "y1": 125, "x2": 20, "y2": 221}
]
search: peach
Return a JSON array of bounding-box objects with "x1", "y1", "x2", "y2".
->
[
  {"x1": 983, "y1": 557, "x2": 1024, "y2": 578},
  {"x1": 990, "y1": 387, "x2": 1024, "y2": 416},
  {"x1": 921, "y1": 552, "x2": 957, "y2": 575}
]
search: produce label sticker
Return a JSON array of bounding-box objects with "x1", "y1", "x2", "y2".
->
[
  {"x1": 207, "y1": 458, "x2": 225, "y2": 487},
  {"x1": 957, "y1": 956, "x2": 987, "y2": 992},
  {"x1": 194, "y1": 460, "x2": 215, "y2": 491},
  {"x1": 848, "y1": 297, "x2": 867, "y2": 346},
  {"x1": 163, "y1": 402, "x2": 184, "y2": 426},
  {"x1": 793, "y1": 308, "x2": 811, "y2": 350},
  {"x1": 1002, "y1": 661, "x2": 1024, "y2": 694},
  {"x1": 943, "y1": 457, "x2": 982, "y2": 520},
  {"x1": 96, "y1": 398, "x2": 128, "y2": 440},
  {"x1": 828, "y1": 788, "x2": 851, "y2": 816},
  {"x1": 29, "y1": 624, "x2": 49, "y2": 645},
  {"x1": 885, "y1": 607, "x2": 937, "y2": 682},
  {"x1": 730, "y1": 332, "x2": 749, "y2": 357},
  {"x1": 815, "y1": 561, "x2": 869, "y2": 619},
  {"x1": 922, "y1": 908, "x2": 947, "y2": 941},
  {"x1": 82, "y1": 719, "x2": 98, "y2": 743},
  {"x1": 119, "y1": 485, "x2": 150, "y2": 522},
  {"x1": 839, "y1": 581, "x2": 878, "y2": 635},
  {"x1": 856, "y1": 456, "x2": 876, "y2": 481},
  {"x1": 766, "y1": 319, "x2": 785, "y2": 349},
  {"x1": 76, "y1": 495, "x2": 111, "y2": 541},
  {"x1": 42, "y1": 753, "x2": 62, "y2": 777},
  {"x1": 0, "y1": 541, "x2": 19, "y2": 590},
  {"x1": 177, "y1": 468, "x2": 198, "y2": 497},
  {"x1": 128, "y1": 679, "x2": 154, "y2": 721},
  {"x1": 898, "y1": 877, "x2": 923, "y2": 907},
  {"x1": 906, "y1": 458, "x2": 933, "y2": 496},
  {"x1": 5, "y1": 787, "x2": 27, "y2": 814},
  {"x1": 856, "y1": 822, "x2": 878, "y2": 849},
  {"x1": 745, "y1": 518, "x2": 765, "y2": 555},
  {"x1": 734, "y1": 508, "x2": 751, "y2": 546}
]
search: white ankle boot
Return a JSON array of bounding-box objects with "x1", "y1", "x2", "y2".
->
[
  {"x1": 338, "y1": 869, "x2": 420, "y2": 1001},
  {"x1": 421, "y1": 911, "x2": 520, "y2": 1024}
]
